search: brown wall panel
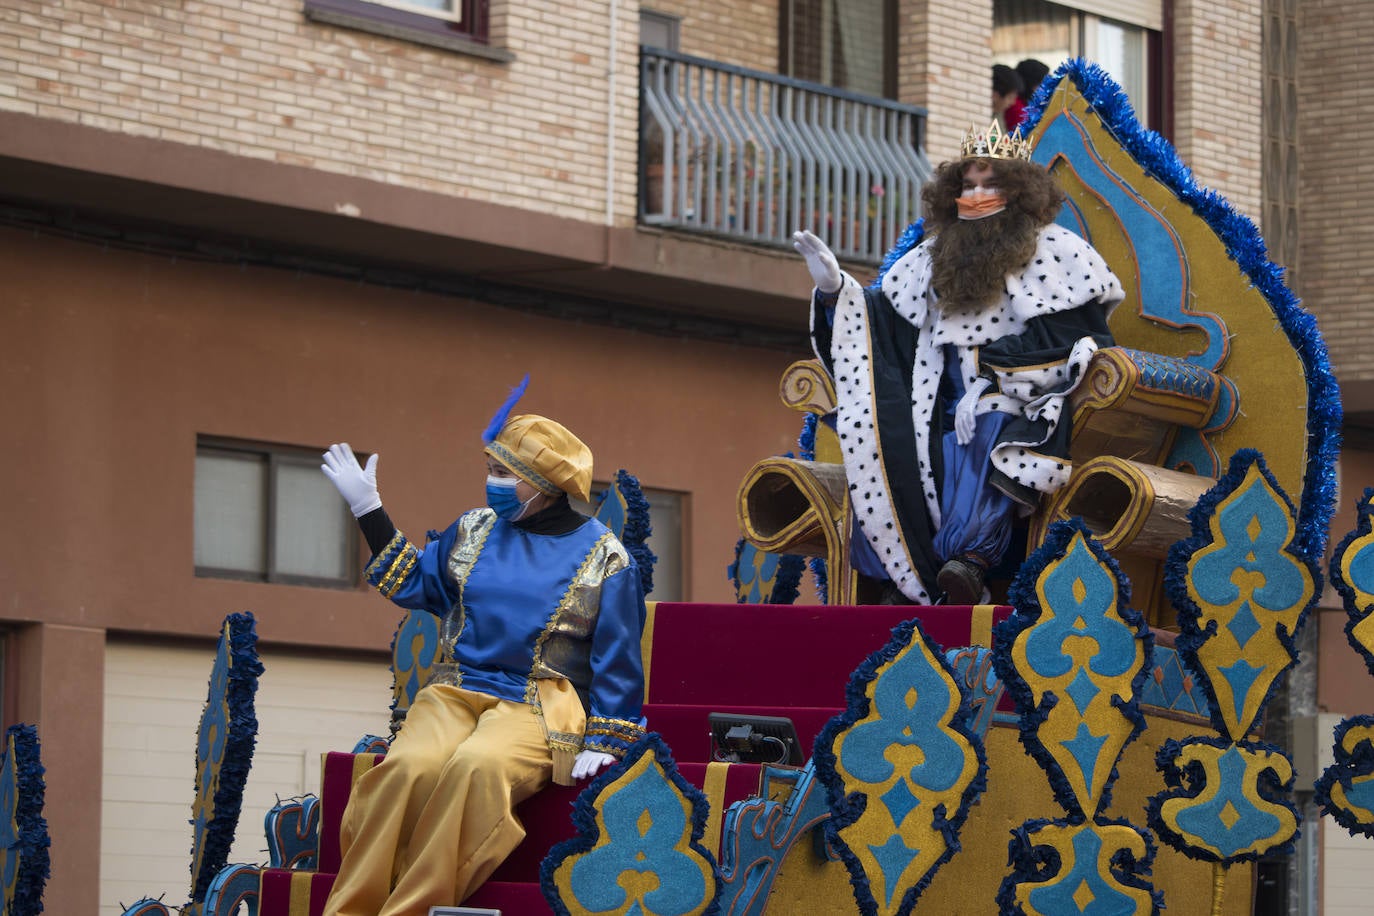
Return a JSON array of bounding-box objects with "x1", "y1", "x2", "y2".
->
[{"x1": 2, "y1": 226, "x2": 813, "y2": 654}]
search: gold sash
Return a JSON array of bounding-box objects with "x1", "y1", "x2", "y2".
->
[{"x1": 534, "y1": 676, "x2": 586, "y2": 786}]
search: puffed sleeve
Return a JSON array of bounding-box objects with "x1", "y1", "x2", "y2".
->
[
  {"x1": 363, "y1": 521, "x2": 460, "y2": 616},
  {"x1": 582, "y1": 561, "x2": 649, "y2": 757}
]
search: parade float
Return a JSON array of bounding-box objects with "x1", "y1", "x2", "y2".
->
[{"x1": 5, "y1": 60, "x2": 1367, "y2": 916}]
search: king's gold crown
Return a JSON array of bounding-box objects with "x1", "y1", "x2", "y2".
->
[{"x1": 960, "y1": 120, "x2": 1034, "y2": 162}]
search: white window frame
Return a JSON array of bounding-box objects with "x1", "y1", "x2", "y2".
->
[{"x1": 364, "y1": 0, "x2": 462, "y2": 24}]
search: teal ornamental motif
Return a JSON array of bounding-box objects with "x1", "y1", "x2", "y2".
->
[
  {"x1": 391, "y1": 608, "x2": 440, "y2": 715},
  {"x1": 991, "y1": 520, "x2": 1160, "y2": 916},
  {"x1": 1315, "y1": 488, "x2": 1374, "y2": 836},
  {"x1": 542, "y1": 733, "x2": 721, "y2": 916},
  {"x1": 1148, "y1": 450, "x2": 1317, "y2": 869},
  {"x1": 813, "y1": 616, "x2": 987, "y2": 916}
]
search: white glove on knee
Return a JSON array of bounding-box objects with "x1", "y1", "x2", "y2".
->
[
  {"x1": 321, "y1": 443, "x2": 382, "y2": 517},
  {"x1": 572, "y1": 750, "x2": 617, "y2": 780}
]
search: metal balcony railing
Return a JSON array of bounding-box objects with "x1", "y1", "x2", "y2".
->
[{"x1": 639, "y1": 47, "x2": 931, "y2": 264}]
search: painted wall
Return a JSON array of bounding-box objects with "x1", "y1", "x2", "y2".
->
[{"x1": 1, "y1": 224, "x2": 812, "y2": 909}]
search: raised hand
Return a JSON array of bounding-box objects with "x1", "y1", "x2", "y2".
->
[
  {"x1": 321, "y1": 443, "x2": 382, "y2": 517},
  {"x1": 792, "y1": 229, "x2": 842, "y2": 294}
]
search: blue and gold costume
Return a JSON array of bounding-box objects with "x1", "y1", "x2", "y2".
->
[
  {"x1": 322, "y1": 410, "x2": 647, "y2": 916},
  {"x1": 366, "y1": 507, "x2": 647, "y2": 760}
]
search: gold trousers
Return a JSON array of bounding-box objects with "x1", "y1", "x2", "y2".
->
[{"x1": 323, "y1": 684, "x2": 553, "y2": 916}]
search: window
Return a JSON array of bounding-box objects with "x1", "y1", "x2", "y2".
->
[
  {"x1": 640, "y1": 8, "x2": 681, "y2": 52},
  {"x1": 780, "y1": 0, "x2": 895, "y2": 98},
  {"x1": 303, "y1": 0, "x2": 509, "y2": 60},
  {"x1": 195, "y1": 438, "x2": 360, "y2": 588},
  {"x1": 573, "y1": 483, "x2": 687, "y2": 602},
  {"x1": 993, "y1": 0, "x2": 1164, "y2": 131}
]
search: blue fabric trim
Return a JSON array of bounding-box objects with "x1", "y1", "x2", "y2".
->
[
  {"x1": 1329, "y1": 488, "x2": 1374, "y2": 679},
  {"x1": 1146, "y1": 735, "x2": 1299, "y2": 864},
  {"x1": 481, "y1": 373, "x2": 530, "y2": 444},
  {"x1": 1313, "y1": 715, "x2": 1374, "y2": 839},
  {"x1": 191, "y1": 612, "x2": 264, "y2": 904},
  {"x1": 539, "y1": 733, "x2": 720, "y2": 916},
  {"x1": 5, "y1": 724, "x2": 50, "y2": 916},
  {"x1": 813, "y1": 616, "x2": 988, "y2": 915},
  {"x1": 1023, "y1": 59, "x2": 1341, "y2": 562},
  {"x1": 992, "y1": 519, "x2": 1152, "y2": 821},
  {"x1": 1163, "y1": 449, "x2": 1319, "y2": 741}
]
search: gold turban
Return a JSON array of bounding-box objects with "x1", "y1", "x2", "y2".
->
[{"x1": 484, "y1": 414, "x2": 594, "y2": 503}]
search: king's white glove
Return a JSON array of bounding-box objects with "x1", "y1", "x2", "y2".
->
[
  {"x1": 954, "y1": 379, "x2": 993, "y2": 446},
  {"x1": 321, "y1": 443, "x2": 382, "y2": 517},
  {"x1": 792, "y1": 230, "x2": 842, "y2": 294},
  {"x1": 572, "y1": 749, "x2": 617, "y2": 780}
]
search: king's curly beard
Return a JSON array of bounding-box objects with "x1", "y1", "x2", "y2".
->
[{"x1": 929, "y1": 208, "x2": 1041, "y2": 315}]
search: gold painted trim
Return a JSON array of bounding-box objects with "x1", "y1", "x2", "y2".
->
[
  {"x1": 288, "y1": 870, "x2": 314, "y2": 916},
  {"x1": 701, "y1": 761, "x2": 731, "y2": 858},
  {"x1": 640, "y1": 600, "x2": 657, "y2": 703},
  {"x1": 970, "y1": 604, "x2": 996, "y2": 648}
]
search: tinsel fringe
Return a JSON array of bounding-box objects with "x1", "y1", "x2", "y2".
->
[
  {"x1": 610, "y1": 469, "x2": 657, "y2": 598},
  {"x1": 192, "y1": 612, "x2": 264, "y2": 904},
  {"x1": 7, "y1": 724, "x2": 51, "y2": 916},
  {"x1": 1313, "y1": 714, "x2": 1374, "y2": 838}
]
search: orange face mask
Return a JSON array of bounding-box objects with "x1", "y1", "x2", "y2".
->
[{"x1": 956, "y1": 193, "x2": 1007, "y2": 220}]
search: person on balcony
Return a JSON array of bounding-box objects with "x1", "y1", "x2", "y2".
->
[
  {"x1": 793, "y1": 122, "x2": 1123, "y2": 605},
  {"x1": 318, "y1": 384, "x2": 648, "y2": 915}
]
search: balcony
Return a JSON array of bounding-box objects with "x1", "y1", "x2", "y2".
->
[{"x1": 639, "y1": 48, "x2": 931, "y2": 264}]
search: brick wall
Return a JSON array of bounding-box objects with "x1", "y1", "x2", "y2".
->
[
  {"x1": 0, "y1": 0, "x2": 642, "y2": 224},
  {"x1": 1172, "y1": 0, "x2": 1264, "y2": 218},
  {"x1": 647, "y1": 0, "x2": 778, "y2": 69},
  {"x1": 897, "y1": 0, "x2": 989, "y2": 163},
  {"x1": 1297, "y1": 0, "x2": 1374, "y2": 388}
]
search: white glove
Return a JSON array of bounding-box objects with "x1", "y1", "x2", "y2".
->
[
  {"x1": 571, "y1": 749, "x2": 617, "y2": 780},
  {"x1": 791, "y1": 230, "x2": 842, "y2": 294},
  {"x1": 954, "y1": 379, "x2": 993, "y2": 446},
  {"x1": 321, "y1": 443, "x2": 382, "y2": 517}
]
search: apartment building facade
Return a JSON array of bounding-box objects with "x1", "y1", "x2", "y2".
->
[{"x1": 1, "y1": 0, "x2": 1369, "y2": 912}]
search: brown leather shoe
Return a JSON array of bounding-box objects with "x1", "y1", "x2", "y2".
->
[{"x1": 937, "y1": 556, "x2": 986, "y2": 605}]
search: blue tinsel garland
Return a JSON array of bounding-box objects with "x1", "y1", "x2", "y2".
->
[
  {"x1": 1023, "y1": 59, "x2": 1341, "y2": 562},
  {"x1": 191, "y1": 612, "x2": 264, "y2": 904},
  {"x1": 6, "y1": 724, "x2": 50, "y2": 916}
]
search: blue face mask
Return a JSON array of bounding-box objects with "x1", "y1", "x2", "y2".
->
[{"x1": 486, "y1": 475, "x2": 538, "y2": 521}]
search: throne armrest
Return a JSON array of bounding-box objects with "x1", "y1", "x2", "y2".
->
[{"x1": 1070, "y1": 347, "x2": 1227, "y2": 465}]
